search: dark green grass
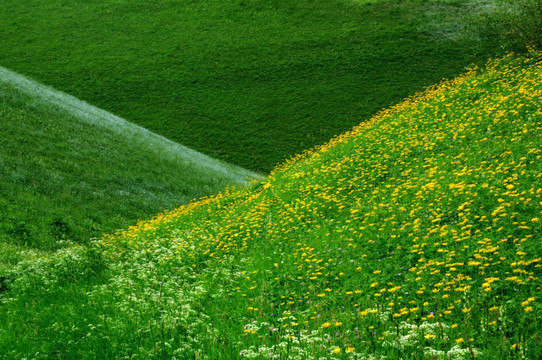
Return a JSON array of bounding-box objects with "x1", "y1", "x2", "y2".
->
[
  {"x1": 0, "y1": 0, "x2": 497, "y2": 172},
  {"x1": 0, "y1": 68, "x2": 257, "y2": 264}
]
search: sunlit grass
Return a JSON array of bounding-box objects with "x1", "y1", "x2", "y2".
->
[
  {"x1": 0, "y1": 67, "x2": 257, "y2": 256},
  {"x1": 1, "y1": 51, "x2": 541, "y2": 359}
]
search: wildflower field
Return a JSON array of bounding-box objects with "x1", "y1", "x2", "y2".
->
[{"x1": 1, "y1": 52, "x2": 541, "y2": 359}]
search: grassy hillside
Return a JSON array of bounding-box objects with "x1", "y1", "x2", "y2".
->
[
  {"x1": 0, "y1": 0, "x2": 500, "y2": 172},
  {"x1": 0, "y1": 67, "x2": 257, "y2": 269},
  {"x1": 1, "y1": 52, "x2": 541, "y2": 359}
]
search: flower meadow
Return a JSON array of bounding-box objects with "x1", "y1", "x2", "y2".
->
[{"x1": 1, "y1": 51, "x2": 541, "y2": 359}]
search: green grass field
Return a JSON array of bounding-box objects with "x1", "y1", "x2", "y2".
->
[
  {"x1": 0, "y1": 0, "x2": 500, "y2": 172},
  {"x1": 2, "y1": 0, "x2": 541, "y2": 358},
  {"x1": 0, "y1": 67, "x2": 257, "y2": 271},
  {"x1": 1, "y1": 51, "x2": 540, "y2": 359}
]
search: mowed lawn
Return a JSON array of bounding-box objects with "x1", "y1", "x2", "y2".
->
[{"x1": 0, "y1": 0, "x2": 496, "y2": 172}]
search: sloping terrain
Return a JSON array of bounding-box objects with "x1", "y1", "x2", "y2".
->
[
  {"x1": 0, "y1": 0, "x2": 498, "y2": 172},
  {"x1": 0, "y1": 66, "x2": 258, "y2": 266},
  {"x1": 1, "y1": 52, "x2": 540, "y2": 359}
]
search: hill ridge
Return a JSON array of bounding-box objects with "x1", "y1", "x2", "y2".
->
[
  {"x1": 0, "y1": 66, "x2": 259, "y2": 180},
  {"x1": 0, "y1": 66, "x2": 258, "y2": 254}
]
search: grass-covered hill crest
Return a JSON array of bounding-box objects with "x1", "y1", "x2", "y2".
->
[
  {"x1": 0, "y1": 66, "x2": 258, "y2": 266},
  {"x1": 2, "y1": 51, "x2": 542, "y2": 359}
]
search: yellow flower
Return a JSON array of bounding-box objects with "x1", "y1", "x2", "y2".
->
[
  {"x1": 425, "y1": 334, "x2": 436, "y2": 339},
  {"x1": 346, "y1": 347, "x2": 355, "y2": 353},
  {"x1": 456, "y1": 338, "x2": 464, "y2": 344},
  {"x1": 322, "y1": 322, "x2": 331, "y2": 328},
  {"x1": 335, "y1": 321, "x2": 342, "y2": 327},
  {"x1": 462, "y1": 308, "x2": 471, "y2": 313},
  {"x1": 332, "y1": 347, "x2": 341, "y2": 354}
]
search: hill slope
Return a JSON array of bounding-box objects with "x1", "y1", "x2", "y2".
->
[
  {"x1": 0, "y1": 66, "x2": 258, "y2": 263},
  {"x1": 0, "y1": 0, "x2": 498, "y2": 172},
  {"x1": 1, "y1": 52, "x2": 541, "y2": 359}
]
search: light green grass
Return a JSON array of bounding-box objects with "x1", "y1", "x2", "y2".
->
[
  {"x1": 0, "y1": 0, "x2": 502, "y2": 172},
  {"x1": 1, "y1": 52, "x2": 540, "y2": 359},
  {"x1": 0, "y1": 67, "x2": 258, "y2": 259}
]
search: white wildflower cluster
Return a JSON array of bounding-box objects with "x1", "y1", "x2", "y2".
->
[
  {"x1": 447, "y1": 345, "x2": 481, "y2": 358},
  {"x1": 239, "y1": 329, "x2": 323, "y2": 358},
  {"x1": 3, "y1": 245, "x2": 97, "y2": 297},
  {"x1": 381, "y1": 321, "x2": 481, "y2": 359},
  {"x1": 238, "y1": 328, "x2": 390, "y2": 359},
  {"x1": 243, "y1": 321, "x2": 263, "y2": 333},
  {"x1": 68, "y1": 252, "x2": 220, "y2": 359}
]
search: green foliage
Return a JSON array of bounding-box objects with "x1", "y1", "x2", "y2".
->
[
  {"x1": 1, "y1": 52, "x2": 541, "y2": 359},
  {"x1": 464, "y1": 0, "x2": 542, "y2": 50},
  {"x1": 0, "y1": 0, "x2": 497, "y2": 172},
  {"x1": 0, "y1": 68, "x2": 257, "y2": 254}
]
